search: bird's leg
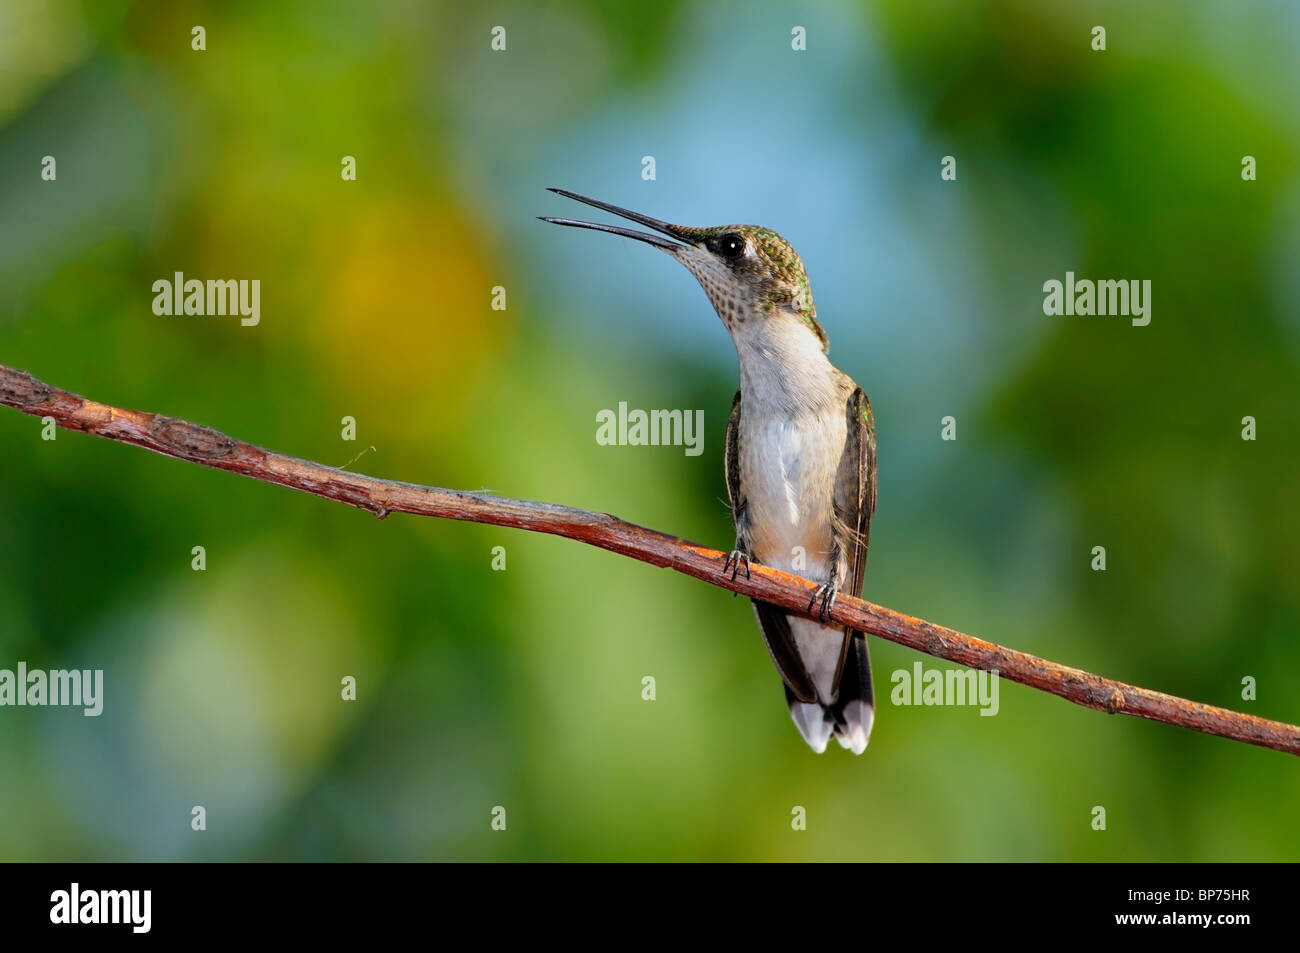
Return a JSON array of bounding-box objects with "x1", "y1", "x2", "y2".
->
[
  {"x1": 722, "y1": 500, "x2": 753, "y2": 589},
  {"x1": 722, "y1": 540, "x2": 751, "y2": 583},
  {"x1": 808, "y1": 581, "x2": 838, "y2": 623},
  {"x1": 807, "y1": 542, "x2": 847, "y2": 623}
]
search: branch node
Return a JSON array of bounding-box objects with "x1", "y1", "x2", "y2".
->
[
  {"x1": 0, "y1": 369, "x2": 53, "y2": 406},
  {"x1": 148, "y1": 417, "x2": 238, "y2": 459}
]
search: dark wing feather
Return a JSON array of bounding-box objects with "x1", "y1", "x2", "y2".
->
[
  {"x1": 842, "y1": 387, "x2": 877, "y2": 599},
  {"x1": 723, "y1": 390, "x2": 743, "y2": 522},
  {"x1": 725, "y1": 390, "x2": 818, "y2": 703},
  {"x1": 752, "y1": 603, "x2": 818, "y2": 703},
  {"x1": 828, "y1": 387, "x2": 877, "y2": 697}
]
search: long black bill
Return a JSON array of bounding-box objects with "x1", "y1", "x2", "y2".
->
[{"x1": 539, "y1": 188, "x2": 694, "y2": 250}]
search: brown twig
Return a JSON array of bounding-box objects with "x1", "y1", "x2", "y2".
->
[{"x1": 2, "y1": 362, "x2": 1297, "y2": 756}]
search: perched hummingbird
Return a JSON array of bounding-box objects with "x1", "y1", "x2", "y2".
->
[{"x1": 542, "y1": 189, "x2": 877, "y2": 754}]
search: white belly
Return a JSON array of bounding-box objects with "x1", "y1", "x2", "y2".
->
[{"x1": 739, "y1": 412, "x2": 844, "y2": 574}]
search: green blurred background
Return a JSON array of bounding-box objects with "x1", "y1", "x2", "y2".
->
[{"x1": 1, "y1": 0, "x2": 1297, "y2": 861}]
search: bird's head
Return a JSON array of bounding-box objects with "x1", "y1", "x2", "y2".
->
[{"x1": 542, "y1": 189, "x2": 826, "y2": 352}]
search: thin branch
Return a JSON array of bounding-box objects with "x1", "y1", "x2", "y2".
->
[{"x1": 3, "y1": 362, "x2": 1297, "y2": 756}]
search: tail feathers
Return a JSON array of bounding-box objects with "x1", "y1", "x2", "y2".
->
[
  {"x1": 788, "y1": 698, "x2": 834, "y2": 753},
  {"x1": 784, "y1": 634, "x2": 874, "y2": 755},
  {"x1": 832, "y1": 699, "x2": 874, "y2": 754}
]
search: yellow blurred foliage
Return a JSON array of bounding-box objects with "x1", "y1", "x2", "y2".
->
[{"x1": 316, "y1": 198, "x2": 507, "y2": 424}]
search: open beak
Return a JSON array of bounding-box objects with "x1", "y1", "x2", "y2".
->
[{"x1": 539, "y1": 188, "x2": 697, "y2": 251}]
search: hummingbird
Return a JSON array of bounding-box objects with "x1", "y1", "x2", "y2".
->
[{"x1": 542, "y1": 189, "x2": 877, "y2": 754}]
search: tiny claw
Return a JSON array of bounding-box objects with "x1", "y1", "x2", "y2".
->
[
  {"x1": 821, "y1": 585, "x2": 838, "y2": 622},
  {"x1": 809, "y1": 583, "x2": 838, "y2": 623},
  {"x1": 722, "y1": 549, "x2": 751, "y2": 583}
]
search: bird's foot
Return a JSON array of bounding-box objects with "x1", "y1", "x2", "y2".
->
[
  {"x1": 808, "y1": 582, "x2": 838, "y2": 623},
  {"x1": 721, "y1": 548, "x2": 751, "y2": 583}
]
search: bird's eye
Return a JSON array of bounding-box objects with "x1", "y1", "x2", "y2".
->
[{"x1": 716, "y1": 233, "x2": 746, "y2": 259}]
